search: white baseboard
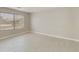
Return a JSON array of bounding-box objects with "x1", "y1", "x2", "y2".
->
[
  {"x1": 0, "y1": 31, "x2": 30, "y2": 40},
  {"x1": 33, "y1": 32, "x2": 79, "y2": 42},
  {"x1": 1, "y1": 31, "x2": 79, "y2": 42}
]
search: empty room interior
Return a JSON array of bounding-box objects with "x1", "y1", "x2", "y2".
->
[{"x1": 0, "y1": 7, "x2": 79, "y2": 52}]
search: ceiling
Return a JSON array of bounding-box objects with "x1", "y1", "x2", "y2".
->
[{"x1": 9, "y1": 7, "x2": 56, "y2": 13}]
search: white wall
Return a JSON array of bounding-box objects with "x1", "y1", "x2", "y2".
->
[
  {"x1": 72, "y1": 8, "x2": 79, "y2": 39},
  {"x1": 31, "y1": 8, "x2": 79, "y2": 40}
]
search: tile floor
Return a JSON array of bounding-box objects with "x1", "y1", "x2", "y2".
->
[{"x1": 0, "y1": 33, "x2": 79, "y2": 52}]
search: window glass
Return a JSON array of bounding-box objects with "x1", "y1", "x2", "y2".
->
[
  {"x1": 15, "y1": 14, "x2": 24, "y2": 29},
  {"x1": 0, "y1": 13, "x2": 25, "y2": 30},
  {"x1": 0, "y1": 13, "x2": 14, "y2": 30}
]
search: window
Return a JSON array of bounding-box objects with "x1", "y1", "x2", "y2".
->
[
  {"x1": 0, "y1": 13, "x2": 14, "y2": 30},
  {"x1": 15, "y1": 14, "x2": 24, "y2": 29},
  {"x1": 0, "y1": 13, "x2": 25, "y2": 30}
]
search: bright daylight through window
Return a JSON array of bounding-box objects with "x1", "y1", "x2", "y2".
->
[{"x1": 0, "y1": 13, "x2": 24, "y2": 30}]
